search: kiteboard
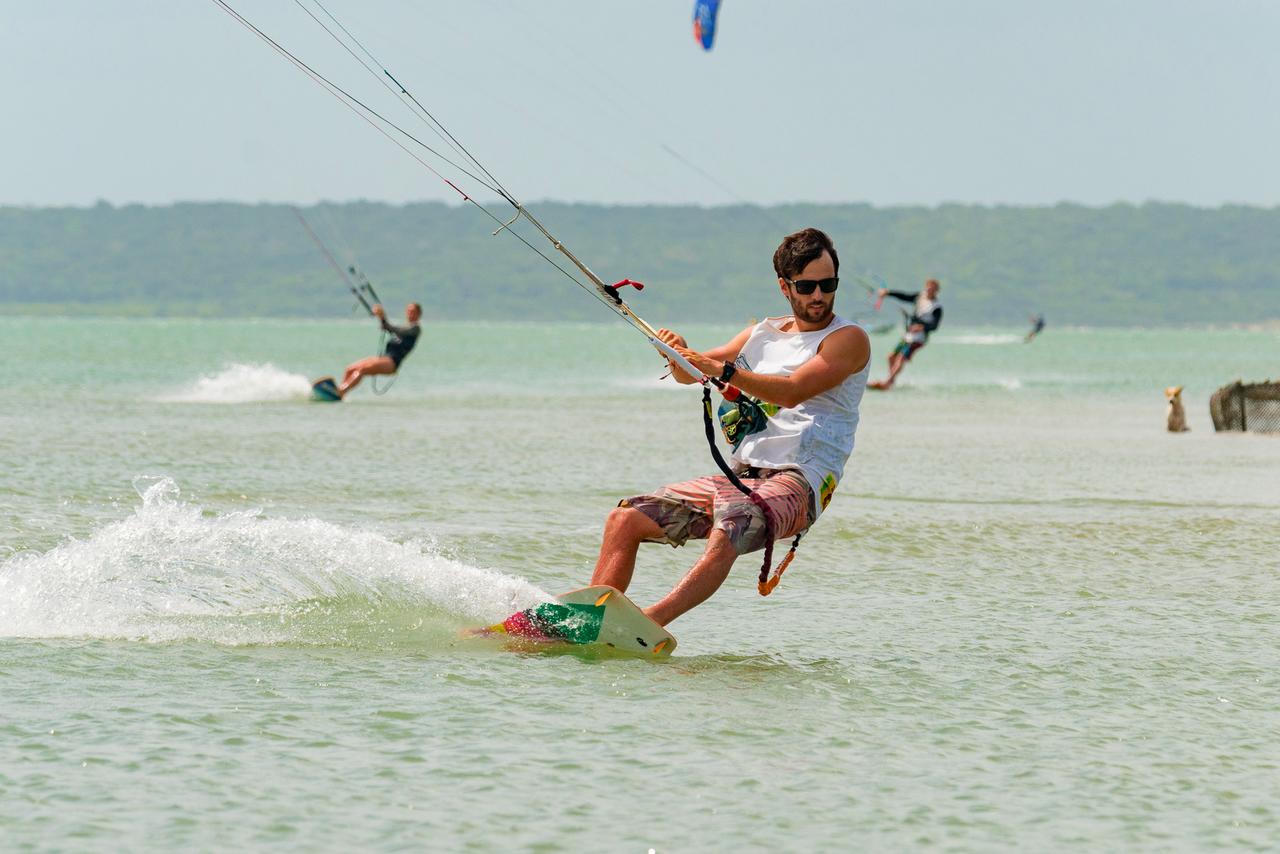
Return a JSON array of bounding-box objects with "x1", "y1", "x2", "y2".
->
[
  {"x1": 468, "y1": 585, "x2": 676, "y2": 658},
  {"x1": 310, "y1": 376, "x2": 342, "y2": 402}
]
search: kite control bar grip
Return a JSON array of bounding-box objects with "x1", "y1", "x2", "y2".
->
[
  {"x1": 602, "y1": 279, "x2": 645, "y2": 303},
  {"x1": 649, "y1": 336, "x2": 706, "y2": 385}
]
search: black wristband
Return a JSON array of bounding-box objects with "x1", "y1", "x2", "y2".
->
[{"x1": 719, "y1": 362, "x2": 738, "y2": 384}]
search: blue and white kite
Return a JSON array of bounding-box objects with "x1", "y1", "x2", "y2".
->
[{"x1": 693, "y1": 0, "x2": 721, "y2": 51}]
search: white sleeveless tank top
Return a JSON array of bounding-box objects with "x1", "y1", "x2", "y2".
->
[{"x1": 730, "y1": 314, "x2": 868, "y2": 518}]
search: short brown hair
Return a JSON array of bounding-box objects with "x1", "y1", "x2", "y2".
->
[
  {"x1": 773, "y1": 228, "x2": 839, "y2": 280},
  {"x1": 409, "y1": 302, "x2": 423, "y2": 313}
]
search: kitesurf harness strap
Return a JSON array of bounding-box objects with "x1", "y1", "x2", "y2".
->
[
  {"x1": 372, "y1": 326, "x2": 397, "y2": 396},
  {"x1": 699, "y1": 384, "x2": 801, "y2": 596}
]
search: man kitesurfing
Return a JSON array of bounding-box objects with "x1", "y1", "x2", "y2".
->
[
  {"x1": 339, "y1": 302, "x2": 422, "y2": 397},
  {"x1": 1025, "y1": 313, "x2": 1046, "y2": 343},
  {"x1": 215, "y1": 1, "x2": 869, "y2": 649},
  {"x1": 869, "y1": 279, "x2": 943, "y2": 390},
  {"x1": 592, "y1": 228, "x2": 870, "y2": 626},
  {"x1": 291, "y1": 206, "x2": 423, "y2": 400}
]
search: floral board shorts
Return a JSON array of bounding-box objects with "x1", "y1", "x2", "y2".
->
[{"x1": 621, "y1": 468, "x2": 815, "y2": 556}]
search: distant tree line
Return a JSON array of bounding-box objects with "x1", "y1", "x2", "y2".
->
[{"x1": 0, "y1": 200, "x2": 1276, "y2": 325}]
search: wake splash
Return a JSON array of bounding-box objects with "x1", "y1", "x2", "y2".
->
[
  {"x1": 0, "y1": 478, "x2": 548, "y2": 646},
  {"x1": 164, "y1": 363, "x2": 312, "y2": 403}
]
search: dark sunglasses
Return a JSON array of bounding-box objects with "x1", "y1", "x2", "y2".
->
[{"x1": 785, "y1": 276, "x2": 839, "y2": 295}]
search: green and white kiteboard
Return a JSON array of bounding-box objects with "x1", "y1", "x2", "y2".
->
[{"x1": 469, "y1": 585, "x2": 676, "y2": 658}]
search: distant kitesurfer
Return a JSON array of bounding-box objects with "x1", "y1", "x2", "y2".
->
[
  {"x1": 1025, "y1": 313, "x2": 1046, "y2": 343},
  {"x1": 868, "y1": 279, "x2": 943, "y2": 390},
  {"x1": 590, "y1": 228, "x2": 870, "y2": 626},
  {"x1": 339, "y1": 302, "x2": 421, "y2": 397}
]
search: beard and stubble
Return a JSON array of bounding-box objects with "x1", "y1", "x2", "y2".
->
[{"x1": 786, "y1": 287, "x2": 835, "y2": 326}]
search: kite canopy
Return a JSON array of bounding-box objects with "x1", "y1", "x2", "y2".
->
[{"x1": 693, "y1": 0, "x2": 721, "y2": 50}]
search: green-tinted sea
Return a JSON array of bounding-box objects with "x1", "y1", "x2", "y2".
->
[{"x1": 2, "y1": 317, "x2": 1279, "y2": 850}]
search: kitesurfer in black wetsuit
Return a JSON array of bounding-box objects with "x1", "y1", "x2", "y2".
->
[
  {"x1": 1025, "y1": 313, "x2": 1046, "y2": 343},
  {"x1": 339, "y1": 302, "x2": 422, "y2": 397},
  {"x1": 869, "y1": 279, "x2": 943, "y2": 390}
]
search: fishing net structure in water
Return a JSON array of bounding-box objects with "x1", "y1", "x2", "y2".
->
[{"x1": 1210, "y1": 380, "x2": 1280, "y2": 434}]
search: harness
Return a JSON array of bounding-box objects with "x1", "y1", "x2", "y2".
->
[
  {"x1": 371, "y1": 325, "x2": 398, "y2": 396},
  {"x1": 699, "y1": 383, "x2": 802, "y2": 596}
]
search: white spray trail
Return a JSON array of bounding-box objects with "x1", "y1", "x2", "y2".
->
[
  {"x1": 0, "y1": 477, "x2": 548, "y2": 645},
  {"x1": 163, "y1": 363, "x2": 313, "y2": 403}
]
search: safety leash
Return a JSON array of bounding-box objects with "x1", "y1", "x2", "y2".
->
[{"x1": 700, "y1": 385, "x2": 800, "y2": 596}]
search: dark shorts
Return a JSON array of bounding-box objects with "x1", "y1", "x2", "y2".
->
[
  {"x1": 621, "y1": 469, "x2": 814, "y2": 556},
  {"x1": 893, "y1": 339, "x2": 924, "y2": 360}
]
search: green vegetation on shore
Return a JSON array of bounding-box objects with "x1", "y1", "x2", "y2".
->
[{"x1": 1, "y1": 201, "x2": 1276, "y2": 325}]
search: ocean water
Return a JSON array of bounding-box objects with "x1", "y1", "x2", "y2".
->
[{"x1": 2, "y1": 316, "x2": 1279, "y2": 850}]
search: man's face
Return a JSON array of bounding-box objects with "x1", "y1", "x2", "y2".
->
[
  {"x1": 407, "y1": 304, "x2": 421, "y2": 322},
  {"x1": 779, "y1": 250, "x2": 837, "y2": 325},
  {"x1": 925, "y1": 281, "x2": 939, "y2": 300}
]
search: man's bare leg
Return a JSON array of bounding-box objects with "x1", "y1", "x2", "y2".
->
[
  {"x1": 643, "y1": 530, "x2": 738, "y2": 626},
  {"x1": 340, "y1": 369, "x2": 365, "y2": 397},
  {"x1": 870, "y1": 351, "x2": 903, "y2": 389},
  {"x1": 591, "y1": 506, "x2": 663, "y2": 593},
  {"x1": 340, "y1": 358, "x2": 371, "y2": 396},
  {"x1": 339, "y1": 356, "x2": 396, "y2": 396},
  {"x1": 883, "y1": 349, "x2": 917, "y2": 388}
]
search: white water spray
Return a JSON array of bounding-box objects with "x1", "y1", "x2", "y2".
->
[
  {"x1": 163, "y1": 363, "x2": 313, "y2": 404},
  {"x1": 0, "y1": 477, "x2": 548, "y2": 645}
]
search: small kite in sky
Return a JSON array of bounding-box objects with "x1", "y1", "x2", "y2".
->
[{"x1": 693, "y1": 0, "x2": 722, "y2": 51}]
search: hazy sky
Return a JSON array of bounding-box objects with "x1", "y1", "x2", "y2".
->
[{"x1": 4, "y1": 0, "x2": 1278, "y2": 208}]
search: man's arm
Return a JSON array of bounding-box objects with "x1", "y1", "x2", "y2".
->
[
  {"x1": 879, "y1": 289, "x2": 920, "y2": 304},
  {"x1": 380, "y1": 317, "x2": 411, "y2": 337},
  {"x1": 678, "y1": 326, "x2": 870, "y2": 408},
  {"x1": 372, "y1": 306, "x2": 414, "y2": 338},
  {"x1": 657, "y1": 324, "x2": 754, "y2": 385}
]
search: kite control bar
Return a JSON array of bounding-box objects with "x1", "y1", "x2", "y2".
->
[
  {"x1": 648, "y1": 336, "x2": 711, "y2": 387},
  {"x1": 593, "y1": 277, "x2": 705, "y2": 383},
  {"x1": 602, "y1": 279, "x2": 645, "y2": 303}
]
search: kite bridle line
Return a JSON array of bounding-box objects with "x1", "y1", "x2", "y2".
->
[
  {"x1": 293, "y1": 205, "x2": 402, "y2": 393},
  {"x1": 212, "y1": 0, "x2": 708, "y2": 383},
  {"x1": 291, "y1": 206, "x2": 375, "y2": 317},
  {"x1": 213, "y1": 0, "x2": 797, "y2": 592}
]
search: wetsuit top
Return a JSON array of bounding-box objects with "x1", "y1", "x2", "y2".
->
[
  {"x1": 886, "y1": 290, "x2": 943, "y2": 336},
  {"x1": 381, "y1": 319, "x2": 421, "y2": 367},
  {"x1": 1032, "y1": 315, "x2": 1046, "y2": 333}
]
